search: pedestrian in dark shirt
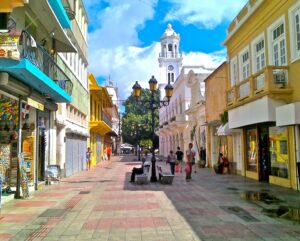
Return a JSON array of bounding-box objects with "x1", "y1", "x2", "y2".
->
[{"x1": 175, "y1": 146, "x2": 184, "y2": 172}]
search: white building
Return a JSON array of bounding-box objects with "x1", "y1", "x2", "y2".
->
[
  {"x1": 156, "y1": 24, "x2": 213, "y2": 158},
  {"x1": 55, "y1": 0, "x2": 89, "y2": 177},
  {"x1": 106, "y1": 82, "x2": 120, "y2": 154}
]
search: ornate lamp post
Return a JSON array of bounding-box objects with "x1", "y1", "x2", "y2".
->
[{"x1": 132, "y1": 76, "x2": 173, "y2": 182}]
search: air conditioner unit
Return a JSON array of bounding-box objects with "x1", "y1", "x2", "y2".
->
[{"x1": 273, "y1": 69, "x2": 287, "y2": 84}]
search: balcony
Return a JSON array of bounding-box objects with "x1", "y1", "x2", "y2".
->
[
  {"x1": 102, "y1": 111, "x2": 112, "y2": 128},
  {"x1": 159, "y1": 52, "x2": 182, "y2": 58},
  {"x1": 227, "y1": 66, "x2": 292, "y2": 109},
  {"x1": 48, "y1": 0, "x2": 71, "y2": 29},
  {"x1": 0, "y1": 31, "x2": 72, "y2": 102}
]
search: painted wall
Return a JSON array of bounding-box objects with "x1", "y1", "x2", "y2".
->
[{"x1": 205, "y1": 63, "x2": 227, "y2": 123}]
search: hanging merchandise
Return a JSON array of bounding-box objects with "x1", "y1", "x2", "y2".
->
[{"x1": 19, "y1": 153, "x2": 29, "y2": 198}]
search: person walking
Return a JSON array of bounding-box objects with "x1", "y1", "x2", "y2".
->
[
  {"x1": 175, "y1": 146, "x2": 184, "y2": 173},
  {"x1": 186, "y1": 143, "x2": 195, "y2": 181},
  {"x1": 107, "y1": 146, "x2": 112, "y2": 160},
  {"x1": 167, "y1": 150, "x2": 176, "y2": 175},
  {"x1": 86, "y1": 147, "x2": 92, "y2": 170}
]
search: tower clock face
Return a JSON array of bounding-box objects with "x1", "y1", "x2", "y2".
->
[{"x1": 168, "y1": 65, "x2": 174, "y2": 71}]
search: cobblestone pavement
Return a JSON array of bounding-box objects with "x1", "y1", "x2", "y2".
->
[{"x1": 0, "y1": 155, "x2": 300, "y2": 241}]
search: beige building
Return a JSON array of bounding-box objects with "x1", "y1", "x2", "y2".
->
[{"x1": 204, "y1": 62, "x2": 240, "y2": 173}]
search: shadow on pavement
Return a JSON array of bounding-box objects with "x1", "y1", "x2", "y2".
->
[{"x1": 117, "y1": 155, "x2": 300, "y2": 239}]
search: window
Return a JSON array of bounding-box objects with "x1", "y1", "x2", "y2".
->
[
  {"x1": 269, "y1": 126, "x2": 289, "y2": 179},
  {"x1": 268, "y1": 17, "x2": 286, "y2": 66},
  {"x1": 171, "y1": 73, "x2": 174, "y2": 82},
  {"x1": 230, "y1": 57, "x2": 237, "y2": 86},
  {"x1": 239, "y1": 48, "x2": 250, "y2": 81},
  {"x1": 246, "y1": 128, "x2": 257, "y2": 172},
  {"x1": 289, "y1": 2, "x2": 300, "y2": 61},
  {"x1": 0, "y1": 13, "x2": 8, "y2": 29},
  {"x1": 168, "y1": 44, "x2": 172, "y2": 51},
  {"x1": 252, "y1": 36, "x2": 265, "y2": 73}
]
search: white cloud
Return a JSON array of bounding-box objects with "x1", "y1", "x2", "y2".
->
[
  {"x1": 183, "y1": 49, "x2": 226, "y2": 68},
  {"x1": 164, "y1": 0, "x2": 248, "y2": 29},
  {"x1": 84, "y1": 0, "x2": 228, "y2": 100}
]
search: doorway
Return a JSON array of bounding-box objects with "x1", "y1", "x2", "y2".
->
[{"x1": 258, "y1": 126, "x2": 270, "y2": 182}]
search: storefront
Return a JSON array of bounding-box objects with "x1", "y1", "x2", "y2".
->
[
  {"x1": 244, "y1": 123, "x2": 293, "y2": 187},
  {"x1": 0, "y1": 91, "x2": 20, "y2": 195},
  {"x1": 0, "y1": 91, "x2": 39, "y2": 198}
]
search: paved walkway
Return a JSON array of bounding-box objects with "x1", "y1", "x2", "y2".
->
[{"x1": 0, "y1": 155, "x2": 300, "y2": 241}]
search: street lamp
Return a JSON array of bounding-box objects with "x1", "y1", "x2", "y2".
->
[{"x1": 132, "y1": 76, "x2": 173, "y2": 182}]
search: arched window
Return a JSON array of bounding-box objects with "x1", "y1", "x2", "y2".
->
[
  {"x1": 168, "y1": 44, "x2": 172, "y2": 51},
  {"x1": 168, "y1": 73, "x2": 171, "y2": 82},
  {"x1": 171, "y1": 73, "x2": 174, "y2": 82}
]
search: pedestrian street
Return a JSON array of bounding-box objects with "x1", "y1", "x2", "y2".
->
[{"x1": 0, "y1": 155, "x2": 299, "y2": 241}]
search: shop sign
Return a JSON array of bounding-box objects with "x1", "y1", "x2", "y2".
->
[
  {"x1": 27, "y1": 98, "x2": 44, "y2": 111},
  {"x1": 0, "y1": 32, "x2": 20, "y2": 60}
]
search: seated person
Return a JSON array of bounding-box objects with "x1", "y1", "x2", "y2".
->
[
  {"x1": 130, "y1": 159, "x2": 150, "y2": 182},
  {"x1": 217, "y1": 153, "x2": 229, "y2": 174}
]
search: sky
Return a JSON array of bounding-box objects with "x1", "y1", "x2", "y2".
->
[{"x1": 83, "y1": 0, "x2": 248, "y2": 103}]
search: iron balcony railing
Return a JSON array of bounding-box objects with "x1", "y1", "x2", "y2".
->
[
  {"x1": 20, "y1": 31, "x2": 73, "y2": 96},
  {"x1": 102, "y1": 111, "x2": 112, "y2": 128}
]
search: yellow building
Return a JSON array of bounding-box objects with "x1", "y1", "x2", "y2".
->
[
  {"x1": 204, "y1": 62, "x2": 237, "y2": 173},
  {"x1": 88, "y1": 74, "x2": 113, "y2": 166},
  {"x1": 224, "y1": 0, "x2": 300, "y2": 189}
]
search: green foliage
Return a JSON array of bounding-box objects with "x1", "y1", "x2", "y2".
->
[
  {"x1": 122, "y1": 88, "x2": 160, "y2": 147},
  {"x1": 220, "y1": 111, "x2": 228, "y2": 124}
]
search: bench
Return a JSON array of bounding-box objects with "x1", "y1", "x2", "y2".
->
[
  {"x1": 157, "y1": 166, "x2": 174, "y2": 184},
  {"x1": 135, "y1": 165, "x2": 150, "y2": 184}
]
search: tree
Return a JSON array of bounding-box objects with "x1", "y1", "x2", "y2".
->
[{"x1": 122, "y1": 88, "x2": 160, "y2": 148}]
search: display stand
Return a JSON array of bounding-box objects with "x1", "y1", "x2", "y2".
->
[{"x1": 18, "y1": 153, "x2": 29, "y2": 199}]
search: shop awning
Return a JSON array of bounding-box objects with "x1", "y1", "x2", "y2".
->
[
  {"x1": 276, "y1": 102, "x2": 300, "y2": 126},
  {"x1": 217, "y1": 123, "x2": 238, "y2": 136},
  {"x1": 107, "y1": 130, "x2": 118, "y2": 137},
  {"x1": 0, "y1": 58, "x2": 71, "y2": 103}
]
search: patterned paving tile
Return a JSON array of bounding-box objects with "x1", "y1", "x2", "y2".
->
[
  {"x1": 15, "y1": 201, "x2": 56, "y2": 208},
  {"x1": 98, "y1": 193, "x2": 154, "y2": 200},
  {"x1": 0, "y1": 214, "x2": 36, "y2": 223},
  {"x1": 83, "y1": 217, "x2": 168, "y2": 230},
  {"x1": 35, "y1": 192, "x2": 68, "y2": 197},
  {"x1": 93, "y1": 203, "x2": 160, "y2": 211}
]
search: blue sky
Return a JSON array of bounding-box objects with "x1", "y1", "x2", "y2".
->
[{"x1": 83, "y1": 0, "x2": 248, "y2": 101}]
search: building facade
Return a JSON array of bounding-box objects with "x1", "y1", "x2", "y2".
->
[
  {"x1": 88, "y1": 74, "x2": 113, "y2": 166},
  {"x1": 224, "y1": 0, "x2": 300, "y2": 189},
  {"x1": 106, "y1": 82, "x2": 120, "y2": 154},
  {"x1": 55, "y1": 0, "x2": 89, "y2": 177},
  {"x1": 204, "y1": 62, "x2": 239, "y2": 173},
  {"x1": 0, "y1": 0, "x2": 74, "y2": 197}
]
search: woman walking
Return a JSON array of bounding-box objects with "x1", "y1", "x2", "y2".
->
[{"x1": 167, "y1": 150, "x2": 176, "y2": 175}]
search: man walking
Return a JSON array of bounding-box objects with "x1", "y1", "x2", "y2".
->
[
  {"x1": 175, "y1": 146, "x2": 184, "y2": 172},
  {"x1": 186, "y1": 143, "x2": 195, "y2": 181}
]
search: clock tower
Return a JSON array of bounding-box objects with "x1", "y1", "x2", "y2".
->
[{"x1": 158, "y1": 24, "x2": 183, "y2": 87}]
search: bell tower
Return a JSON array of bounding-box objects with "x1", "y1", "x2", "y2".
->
[{"x1": 158, "y1": 24, "x2": 182, "y2": 86}]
